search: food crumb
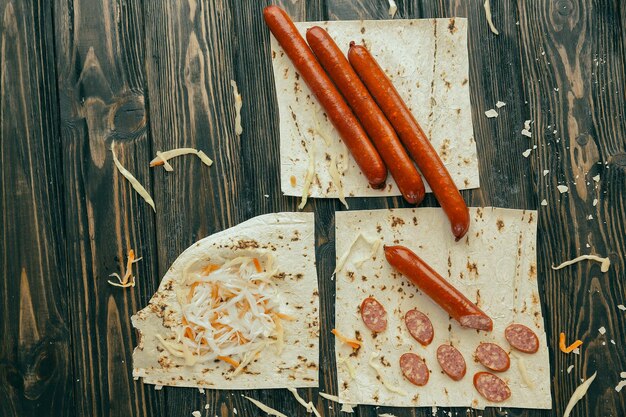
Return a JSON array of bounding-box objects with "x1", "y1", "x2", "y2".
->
[
  {"x1": 388, "y1": 0, "x2": 397, "y2": 18},
  {"x1": 199, "y1": 388, "x2": 205, "y2": 394},
  {"x1": 593, "y1": 198, "x2": 598, "y2": 206},
  {"x1": 192, "y1": 411, "x2": 201, "y2": 417},
  {"x1": 205, "y1": 404, "x2": 210, "y2": 410},
  {"x1": 587, "y1": 215, "x2": 593, "y2": 220},
  {"x1": 567, "y1": 365, "x2": 574, "y2": 374},
  {"x1": 541, "y1": 199, "x2": 547, "y2": 206},
  {"x1": 155, "y1": 385, "x2": 163, "y2": 390},
  {"x1": 573, "y1": 347, "x2": 580, "y2": 355},
  {"x1": 485, "y1": 109, "x2": 498, "y2": 118},
  {"x1": 598, "y1": 326, "x2": 606, "y2": 335},
  {"x1": 543, "y1": 170, "x2": 550, "y2": 176},
  {"x1": 522, "y1": 129, "x2": 532, "y2": 138},
  {"x1": 593, "y1": 174, "x2": 600, "y2": 182},
  {"x1": 496, "y1": 101, "x2": 506, "y2": 108},
  {"x1": 264, "y1": 194, "x2": 269, "y2": 198},
  {"x1": 611, "y1": 340, "x2": 616, "y2": 345},
  {"x1": 522, "y1": 149, "x2": 532, "y2": 158},
  {"x1": 557, "y1": 185, "x2": 569, "y2": 193},
  {"x1": 233, "y1": 408, "x2": 237, "y2": 415},
  {"x1": 524, "y1": 120, "x2": 531, "y2": 130},
  {"x1": 618, "y1": 304, "x2": 626, "y2": 311}
]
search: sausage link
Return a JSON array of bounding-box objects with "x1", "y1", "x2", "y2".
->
[
  {"x1": 306, "y1": 27, "x2": 425, "y2": 204},
  {"x1": 263, "y1": 6, "x2": 387, "y2": 189},
  {"x1": 348, "y1": 43, "x2": 470, "y2": 239},
  {"x1": 384, "y1": 245, "x2": 492, "y2": 331}
]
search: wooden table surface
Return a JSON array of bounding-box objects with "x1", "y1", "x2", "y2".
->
[{"x1": 2, "y1": 0, "x2": 625, "y2": 416}]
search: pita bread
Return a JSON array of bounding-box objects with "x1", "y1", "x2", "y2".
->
[
  {"x1": 270, "y1": 18, "x2": 478, "y2": 200},
  {"x1": 334, "y1": 207, "x2": 551, "y2": 409},
  {"x1": 132, "y1": 212, "x2": 319, "y2": 389}
]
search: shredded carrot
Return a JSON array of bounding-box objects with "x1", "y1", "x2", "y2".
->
[
  {"x1": 211, "y1": 283, "x2": 219, "y2": 300},
  {"x1": 253, "y1": 258, "x2": 262, "y2": 273},
  {"x1": 217, "y1": 356, "x2": 241, "y2": 368},
  {"x1": 151, "y1": 159, "x2": 165, "y2": 167},
  {"x1": 184, "y1": 327, "x2": 195, "y2": 340},
  {"x1": 559, "y1": 332, "x2": 583, "y2": 353},
  {"x1": 107, "y1": 249, "x2": 142, "y2": 288},
  {"x1": 275, "y1": 312, "x2": 296, "y2": 321},
  {"x1": 187, "y1": 281, "x2": 201, "y2": 301},
  {"x1": 331, "y1": 329, "x2": 362, "y2": 349},
  {"x1": 201, "y1": 264, "x2": 220, "y2": 276}
]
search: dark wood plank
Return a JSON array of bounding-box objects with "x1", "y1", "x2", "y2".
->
[
  {"x1": 53, "y1": 0, "x2": 164, "y2": 416},
  {"x1": 0, "y1": 1, "x2": 74, "y2": 416},
  {"x1": 517, "y1": 1, "x2": 626, "y2": 417},
  {"x1": 141, "y1": 0, "x2": 250, "y2": 414}
]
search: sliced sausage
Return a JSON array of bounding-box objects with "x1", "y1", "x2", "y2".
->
[
  {"x1": 475, "y1": 343, "x2": 510, "y2": 372},
  {"x1": 360, "y1": 297, "x2": 387, "y2": 332},
  {"x1": 306, "y1": 27, "x2": 425, "y2": 204},
  {"x1": 473, "y1": 372, "x2": 512, "y2": 403},
  {"x1": 384, "y1": 245, "x2": 493, "y2": 331},
  {"x1": 436, "y1": 344, "x2": 466, "y2": 381},
  {"x1": 262, "y1": 6, "x2": 387, "y2": 188},
  {"x1": 404, "y1": 309, "x2": 434, "y2": 346},
  {"x1": 348, "y1": 43, "x2": 470, "y2": 240},
  {"x1": 399, "y1": 352, "x2": 429, "y2": 386},
  {"x1": 505, "y1": 323, "x2": 539, "y2": 354}
]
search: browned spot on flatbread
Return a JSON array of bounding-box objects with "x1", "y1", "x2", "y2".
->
[
  {"x1": 529, "y1": 264, "x2": 537, "y2": 279},
  {"x1": 448, "y1": 18, "x2": 457, "y2": 33},
  {"x1": 290, "y1": 175, "x2": 297, "y2": 187},
  {"x1": 439, "y1": 138, "x2": 451, "y2": 161},
  {"x1": 391, "y1": 216, "x2": 405, "y2": 227},
  {"x1": 360, "y1": 27, "x2": 365, "y2": 34},
  {"x1": 496, "y1": 219, "x2": 505, "y2": 231},
  {"x1": 466, "y1": 261, "x2": 479, "y2": 277},
  {"x1": 412, "y1": 216, "x2": 418, "y2": 225},
  {"x1": 462, "y1": 78, "x2": 468, "y2": 86}
]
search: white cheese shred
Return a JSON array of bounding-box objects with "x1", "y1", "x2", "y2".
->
[
  {"x1": 337, "y1": 355, "x2": 356, "y2": 381},
  {"x1": 368, "y1": 351, "x2": 408, "y2": 396},
  {"x1": 156, "y1": 151, "x2": 174, "y2": 171},
  {"x1": 287, "y1": 388, "x2": 321, "y2": 417},
  {"x1": 485, "y1": 109, "x2": 498, "y2": 118},
  {"x1": 111, "y1": 142, "x2": 156, "y2": 212},
  {"x1": 231, "y1": 80, "x2": 243, "y2": 136},
  {"x1": 616, "y1": 380, "x2": 626, "y2": 393},
  {"x1": 483, "y1": 0, "x2": 500, "y2": 35},
  {"x1": 552, "y1": 254, "x2": 611, "y2": 273},
  {"x1": 567, "y1": 365, "x2": 574, "y2": 374},
  {"x1": 329, "y1": 155, "x2": 348, "y2": 209},
  {"x1": 495, "y1": 101, "x2": 506, "y2": 108},
  {"x1": 244, "y1": 396, "x2": 288, "y2": 417},
  {"x1": 318, "y1": 393, "x2": 355, "y2": 413},
  {"x1": 388, "y1": 0, "x2": 397, "y2": 18},
  {"x1": 557, "y1": 185, "x2": 569, "y2": 193},
  {"x1": 334, "y1": 233, "x2": 378, "y2": 274},
  {"x1": 150, "y1": 148, "x2": 213, "y2": 169},
  {"x1": 298, "y1": 146, "x2": 316, "y2": 210},
  {"x1": 563, "y1": 372, "x2": 597, "y2": 417},
  {"x1": 512, "y1": 353, "x2": 534, "y2": 389}
]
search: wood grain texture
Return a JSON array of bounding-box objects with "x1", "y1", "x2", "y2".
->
[
  {"x1": 2, "y1": 0, "x2": 625, "y2": 416},
  {"x1": 53, "y1": 0, "x2": 163, "y2": 416},
  {"x1": 0, "y1": 1, "x2": 73, "y2": 416}
]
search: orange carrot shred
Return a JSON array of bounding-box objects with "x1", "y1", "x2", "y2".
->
[
  {"x1": 217, "y1": 356, "x2": 240, "y2": 368},
  {"x1": 150, "y1": 160, "x2": 165, "y2": 167},
  {"x1": 187, "y1": 282, "x2": 201, "y2": 302},
  {"x1": 253, "y1": 258, "x2": 262, "y2": 273},
  {"x1": 331, "y1": 328, "x2": 362, "y2": 349},
  {"x1": 559, "y1": 332, "x2": 583, "y2": 353},
  {"x1": 275, "y1": 312, "x2": 296, "y2": 321},
  {"x1": 201, "y1": 264, "x2": 220, "y2": 276},
  {"x1": 184, "y1": 327, "x2": 195, "y2": 340}
]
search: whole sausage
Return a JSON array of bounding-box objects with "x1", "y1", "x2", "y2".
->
[
  {"x1": 348, "y1": 43, "x2": 470, "y2": 240},
  {"x1": 404, "y1": 309, "x2": 434, "y2": 346},
  {"x1": 384, "y1": 245, "x2": 493, "y2": 331},
  {"x1": 263, "y1": 6, "x2": 387, "y2": 189},
  {"x1": 474, "y1": 342, "x2": 510, "y2": 372},
  {"x1": 306, "y1": 27, "x2": 425, "y2": 204},
  {"x1": 399, "y1": 353, "x2": 429, "y2": 386},
  {"x1": 436, "y1": 344, "x2": 466, "y2": 381},
  {"x1": 505, "y1": 323, "x2": 539, "y2": 354},
  {"x1": 473, "y1": 372, "x2": 511, "y2": 403},
  {"x1": 360, "y1": 297, "x2": 387, "y2": 332}
]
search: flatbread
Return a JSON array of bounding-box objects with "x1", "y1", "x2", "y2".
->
[
  {"x1": 334, "y1": 207, "x2": 551, "y2": 409},
  {"x1": 270, "y1": 18, "x2": 478, "y2": 200},
  {"x1": 132, "y1": 212, "x2": 319, "y2": 389}
]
